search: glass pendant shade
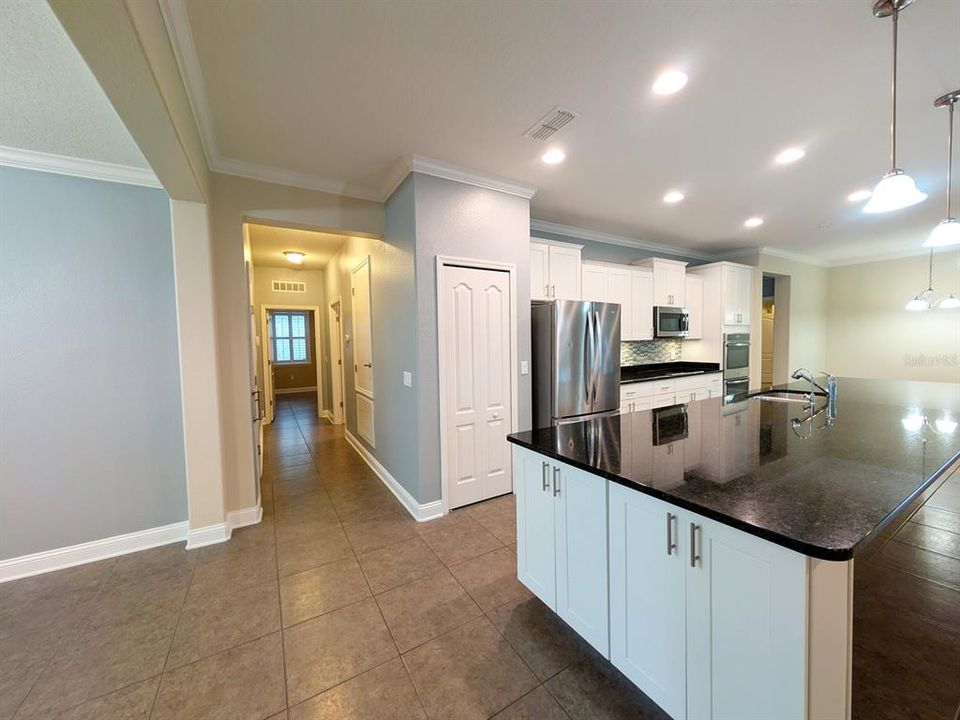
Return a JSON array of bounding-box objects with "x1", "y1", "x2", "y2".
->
[
  {"x1": 924, "y1": 218, "x2": 960, "y2": 247},
  {"x1": 862, "y1": 170, "x2": 928, "y2": 213},
  {"x1": 904, "y1": 295, "x2": 931, "y2": 311},
  {"x1": 937, "y1": 294, "x2": 960, "y2": 309}
]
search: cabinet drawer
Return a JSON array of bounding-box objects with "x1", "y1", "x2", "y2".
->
[
  {"x1": 650, "y1": 379, "x2": 675, "y2": 395},
  {"x1": 675, "y1": 375, "x2": 709, "y2": 392},
  {"x1": 621, "y1": 382, "x2": 654, "y2": 400},
  {"x1": 651, "y1": 393, "x2": 676, "y2": 409}
]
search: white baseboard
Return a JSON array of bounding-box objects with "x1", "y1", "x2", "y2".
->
[
  {"x1": 228, "y1": 504, "x2": 263, "y2": 530},
  {"x1": 344, "y1": 429, "x2": 443, "y2": 522},
  {"x1": 320, "y1": 409, "x2": 334, "y2": 422},
  {"x1": 275, "y1": 386, "x2": 317, "y2": 395},
  {"x1": 185, "y1": 522, "x2": 230, "y2": 549},
  {"x1": 0, "y1": 520, "x2": 189, "y2": 583}
]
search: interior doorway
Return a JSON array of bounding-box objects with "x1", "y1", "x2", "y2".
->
[
  {"x1": 328, "y1": 297, "x2": 346, "y2": 425},
  {"x1": 261, "y1": 306, "x2": 323, "y2": 424},
  {"x1": 760, "y1": 273, "x2": 791, "y2": 389}
]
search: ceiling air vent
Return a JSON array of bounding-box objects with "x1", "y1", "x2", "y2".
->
[
  {"x1": 272, "y1": 280, "x2": 306, "y2": 294},
  {"x1": 523, "y1": 106, "x2": 581, "y2": 141}
]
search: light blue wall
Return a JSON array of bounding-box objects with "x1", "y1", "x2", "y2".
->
[{"x1": 0, "y1": 166, "x2": 187, "y2": 559}]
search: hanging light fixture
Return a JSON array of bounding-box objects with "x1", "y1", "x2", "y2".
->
[
  {"x1": 924, "y1": 90, "x2": 960, "y2": 247},
  {"x1": 863, "y1": 0, "x2": 927, "y2": 214},
  {"x1": 904, "y1": 250, "x2": 934, "y2": 311}
]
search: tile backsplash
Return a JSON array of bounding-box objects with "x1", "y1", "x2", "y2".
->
[{"x1": 620, "y1": 339, "x2": 681, "y2": 366}]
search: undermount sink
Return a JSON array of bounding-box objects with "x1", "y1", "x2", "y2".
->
[{"x1": 751, "y1": 390, "x2": 821, "y2": 403}]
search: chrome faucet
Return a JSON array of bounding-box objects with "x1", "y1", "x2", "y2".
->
[{"x1": 790, "y1": 368, "x2": 838, "y2": 426}]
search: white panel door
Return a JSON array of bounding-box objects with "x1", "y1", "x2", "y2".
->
[
  {"x1": 685, "y1": 514, "x2": 806, "y2": 720},
  {"x1": 555, "y1": 462, "x2": 609, "y2": 656},
  {"x1": 609, "y1": 483, "x2": 687, "y2": 719},
  {"x1": 581, "y1": 264, "x2": 606, "y2": 302},
  {"x1": 441, "y1": 265, "x2": 513, "y2": 509},
  {"x1": 631, "y1": 270, "x2": 654, "y2": 340},
  {"x1": 685, "y1": 275, "x2": 703, "y2": 339},
  {"x1": 515, "y1": 447, "x2": 556, "y2": 607},
  {"x1": 606, "y1": 267, "x2": 633, "y2": 341},
  {"x1": 548, "y1": 244, "x2": 582, "y2": 300},
  {"x1": 352, "y1": 257, "x2": 374, "y2": 397},
  {"x1": 666, "y1": 264, "x2": 686, "y2": 307},
  {"x1": 530, "y1": 242, "x2": 550, "y2": 300}
]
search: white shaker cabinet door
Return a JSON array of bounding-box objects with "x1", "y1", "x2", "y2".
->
[
  {"x1": 631, "y1": 270, "x2": 655, "y2": 340},
  {"x1": 548, "y1": 244, "x2": 582, "y2": 300},
  {"x1": 685, "y1": 514, "x2": 806, "y2": 720},
  {"x1": 514, "y1": 447, "x2": 557, "y2": 608},
  {"x1": 609, "y1": 483, "x2": 687, "y2": 720},
  {"x1": 606, "y1": 267, "x2": 633, "y2": 341},
  {"x1": 685, "y1": 275, "x2": 703, "y2": 339},
  {"x1": 530, "y1": 242, "x2": 550, "y2": 301},
  {"x1": 581, "y1": 264, "x2": 607, "y2": 302},
  {"x1": 555, "y1": 462, "x2": 609, "y2": 656}
]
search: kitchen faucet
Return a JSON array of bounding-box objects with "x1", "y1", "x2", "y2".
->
[{"x1": 790, "y1": 368, "x2": 838, "y2": 428}]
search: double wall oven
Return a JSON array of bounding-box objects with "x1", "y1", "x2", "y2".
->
[{"x1": 722, "y1": 332, "x2": 750, "y2": 396}]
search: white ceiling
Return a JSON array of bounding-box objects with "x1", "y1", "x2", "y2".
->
[
  {"x1": 248, "y1": 223, "x2": 346, "y2": 270},
  {"x1": 0, "y1": 0, "x2": 148, "y2": 168},
  {"x1": 177, "y1": 1, "x2": 958, "y2": 265}
]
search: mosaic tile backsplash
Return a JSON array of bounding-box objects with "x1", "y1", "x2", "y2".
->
[{"x1": 620, "y1": 339, "x2": 682, "y2": 366}]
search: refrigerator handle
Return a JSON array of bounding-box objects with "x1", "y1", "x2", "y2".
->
[
  {"x1": 583, "y1": 309, "x2": 592, "y2": 407},
  {"x1": 591, "y1": 309, "x2": 602, "y2": 407}
]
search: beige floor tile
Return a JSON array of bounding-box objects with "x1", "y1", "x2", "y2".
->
[
  {"x1": 287, "y1": 657, "x2": 425, "y2": 720},
  {"x1": 344, "y1": 515, "x2": 418, "y2": 555},
  {"x1": 280, "y1": 558, "x2": 371, "y2": 627},
  {"x1": 376, "y1": 570, "x2": 482, "y2": 653},
  {"x1": 191, "y1": 544, "x2": 278, "y2": 595},
  {"x1": 0, "y1": 624, "x2": 66, "y2": 719},
  {"x1": 283, "y1": 598, "x2": 398, "y2": 705},
  {"x1": 55, "y1": 675, "x2": 160, "y2": 720},
  {"x1": 422, "y1": 519, "x2": 503, "y2": 566},
  {"x1": 491, "y1": 686, "x2": 570, "y2": 720},
  {"x1": 403, "y1": 615, "x2": 538, "y2": 720},
  {"x1": 166, "y1": 579, "x2": 281, "y2": 669},
  {"x1": 487, "y1": 596, "x2": 590, "y2": 681},
  {"x1": 357, "y1": 537, "x2": 444, "y2": 594},
  {"x1": 448, "y1": 546, "x2": 532, "y2": 613},
  {"x1": 277, "y1": 527, "x2": 353, "y2": 578},
  {"x1": 152, "y1": 633, "x2": 286, "y2": 720}
]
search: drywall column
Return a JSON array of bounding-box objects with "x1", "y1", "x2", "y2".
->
[{"x1": 170, "y1": 200, "x2": 229, "y2": 547}]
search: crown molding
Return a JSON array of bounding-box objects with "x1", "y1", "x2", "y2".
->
[
  {"x1": 530, "y1": 219, "x2": 717, "y2": 261},
  {"x1": 826, "y1": 245, "x2": 959, "y2": 267},
  {"x1": 408, "y1": 156, "x2": 537, "y2": 199},
  {"x1": 758, "y1": 247, "x2": 829, "y2": 267},
  {"x1": 0, "y1": 146, "x2": 161, "y2": 188},
  {"x1": 211, "y1": 156, "x2": 382, "y2": 201}
]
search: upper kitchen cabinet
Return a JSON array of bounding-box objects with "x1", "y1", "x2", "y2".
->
[
  {"x1": 581, "y1": 262, "x2": 652, "y2": 341},
  {"x1": 633, "y1": 258, "x2": 687, "y2": 307},
  {"x1": 685, "y1": 274, "x2": 703, "y2": 340},
  {"x1": 530, "y1": 239, "x2": 582, "y2": 301},
  {"x1": 722, "y1": 264, "x2": 753, "y2": 326}
]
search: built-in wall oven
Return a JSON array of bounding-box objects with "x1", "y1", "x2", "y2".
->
[{"x1": 723, "y1": 332, "x2": 750, "y2": 396}]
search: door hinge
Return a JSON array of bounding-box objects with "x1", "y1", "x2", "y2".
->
[{"x1": 352, "y1": 288, "x2": 355, "y2": 296}]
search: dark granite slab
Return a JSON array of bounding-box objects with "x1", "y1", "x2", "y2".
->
[
  {"x1": 620, "y1": 361, "x2": 721, "y2": 384},
  {"x1": 507, "y1": 378, "x2": 960, "y2": 560}
]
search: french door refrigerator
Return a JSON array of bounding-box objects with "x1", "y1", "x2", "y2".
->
[{"x1": 531, "y1": 299, "x2": 621, "y2": 428}]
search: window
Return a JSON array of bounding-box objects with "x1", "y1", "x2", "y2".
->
[{"x1": 272, "y1": 311, "x2": 310, "y2": 364}]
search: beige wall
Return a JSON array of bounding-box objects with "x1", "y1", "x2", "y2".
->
[
  {"x1": 745, "y1": 253, "x2": 829, "y2": 388},
  {"x1": 209, "y1": 172, "x2": 383, "y2": 514},
  {"x1": 826, "y1": 251, "x2": 960, "y2": 382}
]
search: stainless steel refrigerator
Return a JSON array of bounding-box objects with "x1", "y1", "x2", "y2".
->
[{"x1": 531, "y1": 299, "x2": 621, "y2": 428}]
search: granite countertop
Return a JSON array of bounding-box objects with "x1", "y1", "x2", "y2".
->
[
  {"x1": 620, "y1": 361, "x2": 721, "y2": 384},
  {"x1": 507, "y1": 378, "x2": 960, "y2": 560}
]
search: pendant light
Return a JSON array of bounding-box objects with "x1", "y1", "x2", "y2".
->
[
  {"x1": 924, "y1": 90, "x2": 960, "y2": 247},
  {"x1": 863, "y1": 0, "x2": 927, "y2": 214},
  {"x1": 904, "y1": 249, "x2": 934, "y2": 311}
]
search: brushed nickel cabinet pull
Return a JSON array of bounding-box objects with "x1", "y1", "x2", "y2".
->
[
  {"x1": 666, "y1": 513, "x2": 676, "y2": 555},
  {"x1": 690, "y1": 523, "x2": 701, "y2": 567},
  {"x1": 542, "y1": 462, "x2": 550, "y2": 492},
  {"x1": 553, "y1": 466, "x2": 561, "y2": 497}
]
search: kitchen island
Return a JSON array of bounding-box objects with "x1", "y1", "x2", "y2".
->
[{"x1": 507, "y1": 378, "x2": 959, "y2": 720}]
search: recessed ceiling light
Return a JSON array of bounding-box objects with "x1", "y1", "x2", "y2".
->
[
  {"x1": 744, "y1": 217, "x2": 764, "y2": 228},
  {"x1": 775, "y1": 147, "x2": 805, "y2": 165},
  {"x1": 541, "y1": 149, "x2": 566, "y2": 165},
  {"x1": 652, "y1": 69, "x2": 688, "y2": 96},
  {"x1": 847, "y1": 189, "x2": 872, "y2": 203},
  {"x1": 663, "y1": 190, "x2": 685, "y2": 204},
  {"x1": 283, "y1": 251, "x2": 306, "y2": 265}
]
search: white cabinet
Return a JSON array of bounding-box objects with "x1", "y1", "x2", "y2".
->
[
  {"x1": 531, "y1": 240, "x2": 583, "y2": 301},
  {"x1": 516, "y1": 449, "x2": 556, "y2": 605},
  {"x1": 631, "y1": 269, "x2": 654, "y2": 340},
  {"x1": 721, "y1": 264, "x2": 752, "y2": 326},
  {"x1": 581, "y1": 263, "x2": 648, "y2": 341},
  {"x1": 609, "y1": 484, "x2": 806, "y2": 720},
  {"x1": 685, "y1": 275, "x2": 703, "y2": 339},
  {"x1": 514, "y1": 446, "x2": 609, "y2": 656},
  {"x1": 633, "y1": 258, "x2": 687, "y2": 307},
  {"x1": 609, "y1": 484, "x2": 687, "y2": 719}
]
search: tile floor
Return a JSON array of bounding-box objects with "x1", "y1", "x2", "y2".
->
[{"x1": 1, "y1": 391, "x2": 957, "y2": 719}]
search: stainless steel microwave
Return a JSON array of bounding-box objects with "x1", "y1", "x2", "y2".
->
[{"x1": 654, "y1": 306, "x2": 690, "y2": 338}]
